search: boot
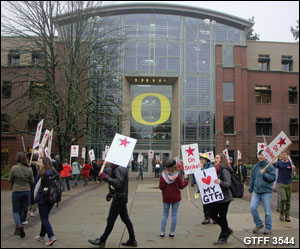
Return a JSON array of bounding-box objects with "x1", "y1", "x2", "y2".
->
[
  {"x1": 213, "y1": 232, "x2": 227, "y2": 245},
  {"x1": 121, "y1": 239, "x2": 137, "y2": 247},
  {"x1": 14, "y1": 226, "x2": 20, "y2": 235}
]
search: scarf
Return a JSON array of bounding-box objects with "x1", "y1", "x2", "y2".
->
[
  {"x1": 215, "y1": 164, "x2": 221, "y2": 174},
  {"x1": 34, "y1": 178, "x2": 41, "y2": 202},
  {"x1": 162, "y1": 172, "x2": 178, "y2": 184}
]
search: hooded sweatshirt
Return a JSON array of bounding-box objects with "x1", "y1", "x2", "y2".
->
[{"x1": 159, "y1": 171, "x2": 188, "y2": 203}]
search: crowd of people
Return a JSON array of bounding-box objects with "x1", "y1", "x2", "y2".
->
[{"x1": 7, "y1": 149, "x2": 297, "y2": 247}]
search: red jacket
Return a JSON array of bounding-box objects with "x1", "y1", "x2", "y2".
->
[
  {"x1": 159, "y1": 173, "x2": 188, "y2": 203},
  {"x1": 82, "y1": 164, "x2": 92, "y2": 178},
  {"x1": 60, "y1": 164, "x2": 71, "y2": 178}
]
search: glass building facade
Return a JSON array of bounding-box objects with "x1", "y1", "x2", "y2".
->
[{"x1": 56, "y1": 3, "x2": 251, "y2": 170}]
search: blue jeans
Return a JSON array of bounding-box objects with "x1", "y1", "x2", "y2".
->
[
  {"x1": 250, "y1": 192, "x2": 272, "y2": 230},
  {"x1": 12, "y1": 191, "x2": 30, "y2": 225},
  {"x1": 73, "y1": 174, "x2": 79, "y2": 187},
  {"x1": 161, "y1": 202, "x2": 180, "y2": 233},
  {"x1": 38, "y1": 203, "x2": 55, "y2": 239}
]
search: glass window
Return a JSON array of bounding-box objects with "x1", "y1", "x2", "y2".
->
[
  {"x1": 290, "y1": 119, "x2": 298, "y2": 136},
  {"x1": 222, "y1": 45, "x2": 233, "y2": 67},
  {"x1": 168, "y1": 43, "x2": 180, "y2": 57},
  {"x1": 32, "y1": 51, "x2": 43, "y2": 65},
  {"x1": 155, "y1": 57, "x2": 167, "y2": 72},
  {"x1": 255, "y1": 86, "x2": 271, "y2": 104},
  {"x1": 1, "y1": 114, "x2": 9, "y2": 132},
  {"x1": 256, "y1": 118, "x2": 272, "y2": 136},
  {"x1": 8, "y1": 50, "x2": 20, "y2": 66},
  {"x1": 282, "y1": 56, "x2": 293, "y2": 72},
  {"x1": 168, "y1": 57, "x2": 180, "y2": 72},
  {"x1": 155, "y1": 43, "x2": 167, "y2": 57},
  {"x1": 228, "y1": 27, "x2": 240, "y2": 42},
  {"x1": 288, "y1": 87, "x2": 297, "y2": 104},
  {"x1": 2, "y1": 81, "x2": 12, "y2": 99},
  {"x1": 168, "y1": 25, "x2": 180, "y2": 39},
  {"x1": 215, "y1": 23, "x2": 227, "y2": 43},
  {"x1": 223, "y1": 83, "x2": 234, "y2": 101},
  {"x1": 28, "y1": 115, "x2": 43, "y2": 133},
  {"x1": 258, "y1": 54, "x2": 270, "y2": 71},
  {"x1": 125, "y1": 15, "x2": 138, "y2": 25},
  {"x1": 224, "y1": 116, "x2": 234, "y2": 134},
  {"x1": 155, "y1": 15, "x2": 167, "y2": 25},
  {"x1": 199, "y1": 58, "x2": 210, "y2": 72}
]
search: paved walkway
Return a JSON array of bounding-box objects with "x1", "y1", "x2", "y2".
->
[{"x1": 1, "y1": 178, "x2": 299, "y2": 248}]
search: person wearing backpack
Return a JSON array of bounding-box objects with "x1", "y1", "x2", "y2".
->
[
  {"x1": 209, "y1": 153, "x2": 233, "y2": 245},
  {"x1": 32, "y1": 156, "x2": 58, "y2": 246},
  {"x1": 159, "y1": 159, "x2": 189, "y2": 238},
  {"x1": 71, "y1": 158, "x2": 82, "y2": 188},
  {"x1": 248, "y1": 150, "x2": 276, "y2": 235}
]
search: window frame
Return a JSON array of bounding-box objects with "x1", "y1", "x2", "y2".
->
[
  {"x1": 224, "y1": 116, "x2": 235, "y2": 135},
  {"x1": 256, "y1": 118, "x2": 272, "y2": 136},
  {"x1": 255, "y1": 85, "x2": 272, "y2": 104}
]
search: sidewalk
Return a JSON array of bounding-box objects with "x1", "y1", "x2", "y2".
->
[{"x1": 1, "y1": 178, "x2": 299, "y2": 248}]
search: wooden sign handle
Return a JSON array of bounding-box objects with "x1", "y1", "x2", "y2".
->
[{"x1": 100, "y1": 161, "x2": 107, "y2": 174}]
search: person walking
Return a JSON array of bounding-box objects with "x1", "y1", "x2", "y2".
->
[
  {"x1": 82, "y1": 162, "x2": 92, "y2": 186},
  {"x1": 29, "y1": 153, "x2": 39, "y2": 217},
  {"x1": 88, "y1": 163, "x2": 137, "y2": 248},
  {"x1": 32, "y1": 156, "x2": 58, "y2": 246},
  {"x1": 248, "y1": 150, "x2": 276, "y2": 235},
  {"x1": 8, "y1": 152, "x2": 34, "y2": 238},
  {"x1": 274, "y1": 150, "x2": 296, "y2": 222},
  {"x1": 233, "y1": 159, "x2": 247, "y2": 185},
  {"x1": 159, "y1": 159, "x2": 189, "y2": 238},
  {"x1": 209, "y1": 153, "x2": 234, "y2": 245},
  {"x1": 71, "y1": 158, "x2": 82, "y2": 188},
  {"x1": 136, "y1": 161, "x2": 144, "y2": 180},
  {"x1": 155, "y1": 160, "x2": 161, "y2": 179},
  {"x1": 61, "y1": 159, "x2": 72, "y2": 191}
]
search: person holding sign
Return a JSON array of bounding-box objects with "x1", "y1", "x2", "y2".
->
[
  {"x1": 159, "y1": 159, "x2": 189, "y2": 238},
  {"x1": 88, "y1": 163, "x2": 137, "y2": 248},
  {"x1": 273, "y1": 150, "x2": 296, "y2": 222},
  {"x1": 248, "y1": 150, "x2": 276, "y2": 235},
  {"x1": 209, "y1": 154, "x2": 234, "y2": 245}
]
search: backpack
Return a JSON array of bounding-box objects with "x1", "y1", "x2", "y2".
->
[
  {"x1": 45, "y1": 172, "x2": 62, "y2": 207},
  {"x1": 221, "y1": 167, "x2": 244, "y2": 198}
]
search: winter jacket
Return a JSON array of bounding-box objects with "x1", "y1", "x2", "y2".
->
[
  {"x1": 82, "y1": 164, "x2": 92, "y2": 178},
  {"x1": 159, "y1": 172, "x2": 188, "y2": 203},
  {"x1": 248, "y1": 160, "x2": 276, "y2": 194},
  {"x1": 274, "y1": 161, "x2": 293, "y2": 184},
  {"x1": 71, "y1": 162, "x2": 82, "y2": 175},
  {"x1": 60, "y1": 163, "x2": 72, "y2": 178},
  {"x1": 8, "y1": 163, "x2": 34, "y2": 192},
  {"x1": 103, "y1": 166, "x2": 129, "y2": 200},
  {"x1": 219, "y1": 166, "x2": 233, "y2": 203},
  {"x1": 233, "y1": 164, "x2": 247, "y2": 183}
]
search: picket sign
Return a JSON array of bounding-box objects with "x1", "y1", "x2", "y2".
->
[
  {"x1": 223, "y1": 148, "x2": 230, "y2": 162},
  {"x1": 236, "y1": 150, "x2": 242, "y2": 174},
  {"x1": 100, "y1": 134, "x2": 137, "y2": 174},
  {"x1": 148, "y1": 150, "x2": 154, "y2": 159},
  {"x1": 89, "y1": 149, "x2": 95, "y2": 162},
  {"x1": 70, "y1": 145, "x2": 79, "y2": 165},
  {"x1": 257, "y1": 143, "x2": 267, "y2": 156},
  {"x1": 82, "y1": 147, "x2": 86, "y2": 165},
  {"x1": 138, "y1": 155, "x2": 144, "y2": 163},
  {"x1": 48, "y1": 129, "x2": 54, "y2": 155},
  {"x1": 206, "y1": 151, "x2": 215, "y2": 162},
  {"x1": 261, "y1": 131, "x2": 293, "y2": 173}
]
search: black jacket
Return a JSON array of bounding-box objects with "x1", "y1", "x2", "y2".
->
[
  {"x1": 233, "y1": 164, "x2": 247, "y2": 183},
  {"x1": 219, "y1": 166, "x2": 233, "y2": 203},
  {"x1": 104, "y1": 166, "x2": 128, "y2": 199}
]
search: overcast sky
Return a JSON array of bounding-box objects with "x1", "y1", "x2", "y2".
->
[{"x1": 113, "y1": 1, "x2": 299, "y2": 43}]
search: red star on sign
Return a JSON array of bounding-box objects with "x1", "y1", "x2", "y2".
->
[
  {"x1": 120, "y1": 138, "x2": 130, "y2": 148},
  {"x1": 38, "y1": 124, "x2": 41, "y2": 131},
  {"x1": 277, "y1": 137, "x2": 286, "y2": 147},
  {"x1": 208, "y1": 152, "x2": 211, "y2": 156},
  {"x1": 186, "y1": 146, "x2": 195, "y2": 157},
  {"x1": 260, "y1": 144, "x2": 265, "y2": 149}
]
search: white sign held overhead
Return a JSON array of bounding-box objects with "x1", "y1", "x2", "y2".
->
[
  {"x1": 33, "y1": 119, "x2": 44, "y2": 149},
  {"x1": 262, "y1": 131, "x2": 292, "y2": 164},
  {"x1": 223, "y1": 148, "x2": 230, "y2": 162},
  {"x1": 89, "y1": 149, "x2": 95, "y2": 162},
  {"x1": 206, "y1": 151, "x2": 215, "y2": 162},
  {"x1": 82, "y1": 147, "x2": 86, "y2": 159},
  {"x1": 194, "y1": 167, "x2": 224, "y2": 204},
  {"x1": 257, "y1": 143, "x2": 267, "y2": 156},
  {"x1": 138, "y1": 155, "x2": 144, "y2": 163},
  {"x1": 105, "y1": 133, "x2": 137, "y2": 168},
  {"x1": 237, "y1": 150, "x2": 242, "y2": 161},
  {"x1": 70, "y1": 145, "x2": 79, "y2": 157},
  {"x1": 181, "y1": 144, "x2": 201, "y2": 175},
  {"x1": 148, "y1": 150, "x2": 154, "y2": 159}
]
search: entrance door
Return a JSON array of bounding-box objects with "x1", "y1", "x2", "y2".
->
[
  {"x1": 131, "y1": 151, "x2": 148, "y2": 173},
  {"x1": 152, "y1": 151, "x2": 170, "y2": 173}
]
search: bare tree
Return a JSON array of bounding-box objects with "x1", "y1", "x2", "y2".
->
[{"x1": 1, "y1": 1, "x2": 124, "y2": 160}]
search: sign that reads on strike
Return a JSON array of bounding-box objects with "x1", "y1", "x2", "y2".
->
[
  {"x1": 70, "y1": 145, "x2": 79, "y2": 157},
  {"x1": 262, "y1": 131, "x2": 292, "y2": 163},
  {"x1": 181, "y1": 144, "x2": 201, "y2": 175}
]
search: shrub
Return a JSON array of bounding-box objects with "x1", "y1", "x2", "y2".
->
[{"x1": 1, "y1": 165, "x2": 11, "y2": 178}]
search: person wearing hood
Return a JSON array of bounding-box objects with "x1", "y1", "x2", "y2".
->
[
  {"x1": 159, "y1": 159, "x2": 189, "y2": 238},
  {"x1": 248, "y1": 150, "x2": 276, "y2": 235}
]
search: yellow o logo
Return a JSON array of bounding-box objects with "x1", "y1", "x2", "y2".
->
[{"x1": 132, "y1": 93, "x2": 171, "y2": 125}]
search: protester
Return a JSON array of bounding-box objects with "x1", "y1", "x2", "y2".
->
[
  {"x1": 177, "y1": 160, "x2": 184, "y2": 179},
  {"x1": 82, "y1": 162, "x2": 92, "y2": 186},
  {"x1": 71, "y1": 158, "x2": 82, "y2": 188},
  {"x1": 228, "y1": 157, "x2": 233, "y2": 168},
  {"x1": 55, "y1": 155, "x2": 63, "y2": 173},
  {"x1": 95, "y1": 159, "x2": 102, "y2": 183},
  {"x1": 88, "y1": 163, "x2": 137, "y2": 247},
  {"x1": 136, "y1": 161, "x2": 144, "y2": 180},
  {"x1": 61, "y1": 159, "x2": 72, "y2": 191},
  {"x1": 209, "y1": 154, "x2": 233, "y2": 245},
  {"x1": 233, "y1": 159, "x2": 247, "y2": 185},
  {"x1": 29, "y1": 153, "x2": 39, "y2": 217},
  {"x1": 8, "y1": 152, "x2": 34, "y2": 238},
  {"x1": 274, "y1": 150, "x2": 296, "y2": 222},
  {"x1": 32, "y1": 156, "x2": 57, "y2": 246},
  {"x1": 159, "y1": 159, "x2": 188, "y2": 238},
  {"x1": 274, "y1": 153, "x2": 283, "y2": 212},
  {"x1": 197, "y1": 153, "x2": 214, "y2": 225},
  {"x1": 155, "y1": 160, "x2": 161, "y2": 178},
  {"x1": 248, "y1": 150, "x2": 276, "y2": 235}
]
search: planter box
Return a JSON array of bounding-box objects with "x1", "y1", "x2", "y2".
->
[
  {"x1": 1, "y1": 178, "x2": 12, "y2": 190},
  {"x1": 244, "y1": 177, "x2": 298, "y2": 192}
]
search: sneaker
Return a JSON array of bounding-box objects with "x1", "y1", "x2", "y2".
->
[
  {"x1": 280, "y1": 214, "x2": 284, "y2": 221},
  {"x1": 202, "y1": 219, "x2": 210, "y2": 224},
  {"x1": 213, "y1": 233, "x2": 227, "y2": 245},
  {"x1": 14, "y1": 226, "x2": 20, "y2": 235},
  {"x1": 169, "y1": 233, "x2": 174, "y2": 238},
  {"x1": 225, "y1": 228, "x2": 233, "y2": 240},
  {"x1": 30, "y1": 212, "x2": 36, "y2": 217},
  {"x1": 160, "y1": 232, "x2": 165, "y2": 237},
  {"x1": 88, "y1": 239, "x2": 105, "y2": 247},
  {"x1": 36, "y1": 236, "x2": 46, "y2": 242},
  {"x1": 45, "y1": 239, "x2": 56, "y2": 246},
  {"x1": 121, "y1": 240, "x2": 137, "y2": 247},
  {"x1": 22, "y1": 221, "x2": 29, "y2": 225},
  {"x1": 263, "y1": 229, "x2": 272, "y2": 235},
  {"x1": 285, "y1": 217, "x2": 291, "y2": 222},
  {"x1": 253, "y1": 224, "x2": 264, "y2": 234}
]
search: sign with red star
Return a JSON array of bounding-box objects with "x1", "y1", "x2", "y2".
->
[
  {"x1": 89, "y1": 149, "x2": 95, "y2": 161},
  {"x1": 206, "y1": 151, "x2": 215, "y2": 162},
  {"x1": 70, "y1": 145, "x2": 79, "y2": 157},
  {"x1": 181, "y1": 143, "x2": 201, "y2": 175},
  {"x1": 33, "y1": 119, "x2": 44, "y2": 149},
  {"x1": 261, "y1": 131, "x2": 292, "y2": 163},
  {"x1": 105, "y1": 133, "x2": 137, "y2": 168}
]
